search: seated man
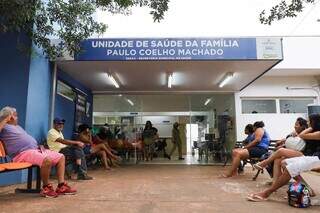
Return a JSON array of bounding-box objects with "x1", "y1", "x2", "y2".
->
[
  {"x1": 47, "y1": 118, "x2": 92, "y2": 180},
  {"x1": 0, "y1": 106, "x2": 76, "y2": 198}
]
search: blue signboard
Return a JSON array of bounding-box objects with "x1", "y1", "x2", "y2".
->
[{"x1": 75, "y1": 38, "x2": 258, "y2": 61}]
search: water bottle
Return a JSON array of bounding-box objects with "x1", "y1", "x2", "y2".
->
[{"x1": 302, "y1": 188, "x2": 311, "y2": 208}]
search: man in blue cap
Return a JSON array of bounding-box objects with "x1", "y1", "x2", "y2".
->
[{"x1": 47, "y1": 117, "x2": 93, "y2": 180}]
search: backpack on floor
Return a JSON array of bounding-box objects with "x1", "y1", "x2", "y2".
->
[{"x1": 287, "y1": 180, "x2": 311, "y2": 208}]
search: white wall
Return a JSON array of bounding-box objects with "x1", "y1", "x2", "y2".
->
[
  {"x1": 235, "y1": 76, "x2": 318, "y2": 141},
  {"x1": 275, "y1": 37, "x2": 320, "y2": 69}
]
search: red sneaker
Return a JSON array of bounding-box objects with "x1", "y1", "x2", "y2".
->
[
  {"x1": 40, "y1": 184, "x2": 58, "y2": 198},
  {"x1": 56, "y1": 182, "x2": 77, "y2": 195}
]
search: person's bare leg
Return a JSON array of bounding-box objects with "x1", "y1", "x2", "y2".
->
[
  {"x1": 56, "y1": 155, "x2": 65, "y2": 184},
  {"x1": 41, "y1": 158, "x2": 52, "y2": 186},
  {"x1": 107, "y1": 158, "x2": 112, "y2": 166},
  {"x1": 224, "y1": 148, "x2": 249, "y2": 177},
  {"x1": 272, "y1": 158, "x2": 282, "y2": 184},
  {"x1": 252, "y1": 168, "x2": 291, "y2": 199},
  {"x1": 76, "y1": 158, "x2": 81, "y2": 166},
  {"x1": 258, "y1": 148, "x2": 302, "y2": 168},
  {"x1": 144, "y1": 146, "x2": 149, "y2": 161},
  {"x1": 97, "y1": 150, "x2": 111, "y2": 170},
  {"x1": 91, "y1": 144, "x2": 106, "y2": 154},
  {"x1": 99, "y1": 144, "x2": 120, "y2": 161}
]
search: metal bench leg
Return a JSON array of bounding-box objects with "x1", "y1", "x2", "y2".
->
[
  {"x1": 36, "y1": 166, "x2": 41, "y2": 190},
  {"x1": 15, "y1": 166, "x2": 41, "y2": 193},
  {"x1": 252, "y1": 170, "x2": 261, "y2": 181},
  {"x1": 27, "y1": 166, "x2": 33, "y2": 189}
]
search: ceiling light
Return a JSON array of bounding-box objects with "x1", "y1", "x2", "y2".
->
[
  {"x1": 127, "y1": 99, "x2": 134, "y2": 106},
  {"x1": 168, "y1": 73, "x2": 173, "y2": 88},
  {"x1": 204, "y1": 98, "x2": 212, "y2": 106},
  {"x1": 107, "y1": 74, "x2": 119, "y2": 88},
  {"x1": 219, "y1": 72, "x2": 234, "y2": 88}
]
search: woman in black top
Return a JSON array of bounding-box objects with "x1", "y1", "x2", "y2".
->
[
  {"x1": 253, "y1": 117, "x2": 308, "y2": 182},
  {"x1": 302, "y1": 113, "x2": 320, "y2": 156},
  {"x1": 248, "y1": 114, "x2": 320, "y2": 202}
]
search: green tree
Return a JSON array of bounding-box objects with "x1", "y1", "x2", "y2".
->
[
  {"x1": 0, "y1": 0, "x2": 169, "y2": 59},
  {"x1": 260, "y1": 0, "x2": 316, "y2": 25}
]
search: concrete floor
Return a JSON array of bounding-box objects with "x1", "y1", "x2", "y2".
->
[{"x1": 0, "y1": 165, "x2": 319, "y2": 213}]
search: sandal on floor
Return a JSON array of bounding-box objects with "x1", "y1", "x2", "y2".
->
[
  {"x1": 253, "y1": 164, "x2": 263, "y2": 171},
  {"x1": 247, "y1": 194, "x2": 268, "y2": 202},
  {"x1": 218, "y1": 174, "x2": 229, "y2": 178}
]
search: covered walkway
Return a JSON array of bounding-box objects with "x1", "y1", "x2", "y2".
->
[{"x1": 1, "y1": 165, "x2": 319, "y2": 212}]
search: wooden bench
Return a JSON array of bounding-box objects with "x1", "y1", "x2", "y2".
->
[
  {"x1": 0, "y1": 140, "x2": 41, "y2": 193},
  {"x1": 235, "y1": 140, "x2": 277, "y2": 180}
]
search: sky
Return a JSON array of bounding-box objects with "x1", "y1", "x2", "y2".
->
[{"x1": 96, "y1": 0, "x2": 320, "y2": 38}]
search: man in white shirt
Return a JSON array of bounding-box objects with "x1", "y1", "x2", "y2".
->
[{"x1": 47, "y1": 118, "x2": 92, "y2": 180}]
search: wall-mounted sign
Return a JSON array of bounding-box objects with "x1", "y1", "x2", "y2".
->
[
  {"x1": 75, "y1": 38, "x2": 282, "y2": 61},
  {"x1": 256, "y1": 38, "x2": 282, "y2": 60}
]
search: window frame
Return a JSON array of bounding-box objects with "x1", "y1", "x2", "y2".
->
[
  {"x1": 57, "y1": 80, "x2": 76, "y2": 102},
  {"x1": 241, "y1": 98, "x2": 277, "y2": 114},
  {"x1": 279, "y1": 98, "x2": 315, "y2": 114}
]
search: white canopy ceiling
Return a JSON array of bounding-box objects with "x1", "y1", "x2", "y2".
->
[{"x1": 57, "y1": 59, "x2": 279, "y2": 93}]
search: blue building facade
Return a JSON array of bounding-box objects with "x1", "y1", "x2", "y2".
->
[{"x1": 0, "y1": 32, "x2": 93, "y2": 186}]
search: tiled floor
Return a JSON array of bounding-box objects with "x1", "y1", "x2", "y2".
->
[
  {"x1": 0, "y1": 165, "x2": 319, "y2": 213},
  {"x1": 124, "y1": 153, "x2": 227, "y2": 165}
]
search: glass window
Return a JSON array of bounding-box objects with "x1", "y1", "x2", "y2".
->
[
  {"x1": 57, "y1": 80, "x2": 76, "y2": 101},
  {"x1": 241, "y1": 99, "x2": 276, "y2": 114},
  {"x1": 280, "y1": 99, "x2": 314, "y2": 113}
]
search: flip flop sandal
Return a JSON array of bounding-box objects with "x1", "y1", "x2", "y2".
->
[
  {"x1": 253, "y1": 164, "x2": 263, "y2": 170},
  {"x1": 247, "y1": 194, "x2": 268, "y2": 202},
  {"x1": 218, "y1": 174, "x2": 230, "y2": 178}
]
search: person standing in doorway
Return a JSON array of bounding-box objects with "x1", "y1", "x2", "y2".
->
[{"x1": 168, "y1": 122, "x2": 184, "y2": 160}]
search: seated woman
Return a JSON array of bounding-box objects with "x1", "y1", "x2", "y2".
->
[
  {"x1": 223, "y1": 121, "x2": 270, "y2": 178},
  {"x1": 248, "y1": 114, "x2": 320, "y2": 201},
  {"x1": 238, "y1": 124, "x2": 255, "y2": 173},
  {"x1": 77, "y1": 124, "x2": 115, "y2": 171},
  {"x1": 242, "y1": 124, "x2": 255, "y2": 145},
  {"x1": 253, "y1": 117, "x2": 308, "y2": 183},
  {"x1": 274, "y1": 117, "x2": 308, "y2": 149}
]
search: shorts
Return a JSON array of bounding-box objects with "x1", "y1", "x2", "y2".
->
[
  {"x1": 13, "y1": 149, "x2": 63, "y2": 167},
  {"x1": 248, "y1": 146, "x2": 268, "y2": 158},
  {"x1": 285, "y1": 156, "x2": 320, "y2": 177}
]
